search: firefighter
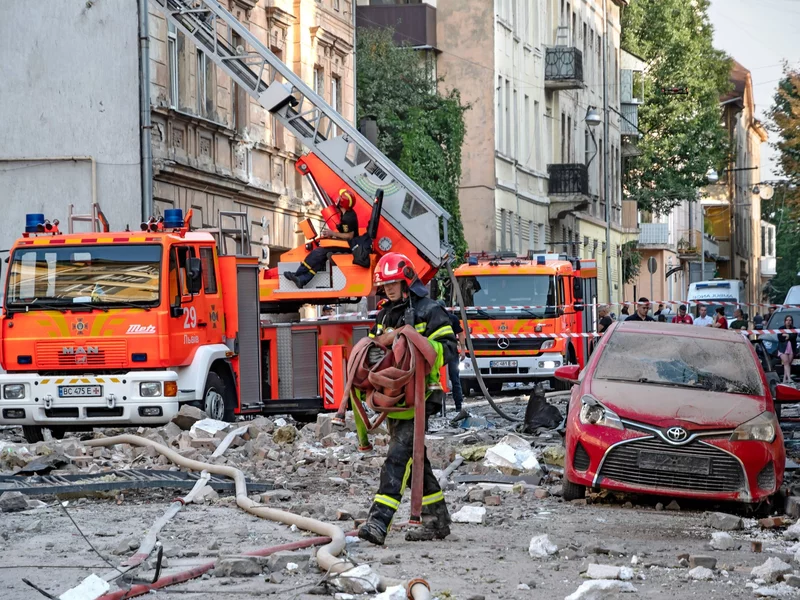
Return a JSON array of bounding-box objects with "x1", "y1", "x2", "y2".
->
[
  {"x1": 358, "y1": 252, "x2": 458, "y2": 544},
  {"x1": 283, "y1": 190, "x2": 359, "y2": 289}
]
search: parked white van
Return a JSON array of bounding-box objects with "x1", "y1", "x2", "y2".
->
[{"x1": 687, "y1": 279, "x2": 743, "y2": 318}]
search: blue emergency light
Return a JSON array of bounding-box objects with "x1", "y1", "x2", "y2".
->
[
  {"x1": 25, "y1": 213, "x2": 45, "y2": 233},
  {"x1": 163, "y1": 209, "x2": 184, "y2": 229},
  {"x1": 537, "y1": 255, "x2": 546, "y2": 265}
]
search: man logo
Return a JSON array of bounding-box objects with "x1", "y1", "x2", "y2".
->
[
  {"x1": 62, "y1": 346, "x2": 99, "y2": 355},
  {"x1": 666, "y1": 426, "x2": 688, "y2": 442},
  {"x1": 497, "y1": 337, "x2": 511, "y2": 350},
  {"x1": 127, "y1": 324, "x2": 156, "y2": 334}
]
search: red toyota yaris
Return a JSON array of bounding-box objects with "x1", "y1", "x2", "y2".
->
[{"x1": 557, "y1": 321, "x2": 800, "y2": 505}]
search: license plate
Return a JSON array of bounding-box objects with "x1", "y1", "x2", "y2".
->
[
  {"x1": 637, "y1": 450, "x2": 710, "y2": 475},
  {"x1": 490, "y1": 360, "x2": 518, "y2": 368},
  {"x1": 58, "y1": 385, "x2": 103, "y2": 398}
]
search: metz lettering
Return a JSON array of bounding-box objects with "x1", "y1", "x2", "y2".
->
[
  {"x1": 183, "y1": 334, "x2": 200, "y2": 344},
  {"x1": 127, "y1": 324, "x2": 156, "y2": 334}
]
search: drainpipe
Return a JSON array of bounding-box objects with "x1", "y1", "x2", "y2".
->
[
  {"x1": 138, "y1": 0, "x2": 154, "y2": 220},
  {"x1": 602, "y1": 0, "x2": 612, "y2": 304},
  {"x1": 352, "y1": 1, "x2": 357, "y2": 127}
]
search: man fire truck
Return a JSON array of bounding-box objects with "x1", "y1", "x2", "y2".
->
[
  {"x1": 0, "y1": 0, "x2": 452, "y2": 443},
  {"x1": 453, "y1": 252, "x2": 598, "y2": 394}
]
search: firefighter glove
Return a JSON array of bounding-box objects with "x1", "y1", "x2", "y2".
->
[{"x1": 367, "y1": 346, "x2": 386, "y2": 366}]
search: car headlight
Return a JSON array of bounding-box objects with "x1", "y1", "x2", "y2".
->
[
  {"x1": 541, "y1": 339, "x2": 555, "y2": 350},
  {"x1": 139, "y1": 382, "x2": 162, "y2": 397},
  {"x1": 730, "y1": 411, "x2": 777, "y2": 443},
  {"x1": 578, "y1": 394, "x2": 624, "y2": 430},
  {"x1": 3, "y1": 384, "x2": 25, "y2": 400}
]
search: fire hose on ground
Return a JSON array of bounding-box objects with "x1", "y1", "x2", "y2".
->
[{"x1": 84, "y1": 435, "x2": 432, "y2": 600}]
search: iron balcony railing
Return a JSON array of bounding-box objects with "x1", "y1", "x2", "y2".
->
[
  {"x1": 545, "y1": 47, "x2": 584, "y2": 88},
  {"x1": 547, "y1": 163, "x2": 589, "y2": 195}
]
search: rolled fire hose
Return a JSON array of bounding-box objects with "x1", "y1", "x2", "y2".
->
[
  {"x1": 85, "y1": 435, "x2": 432, "y2": 600},
  {"x1": 446, "y1": 263, "x2": 520, "y2": 422}
]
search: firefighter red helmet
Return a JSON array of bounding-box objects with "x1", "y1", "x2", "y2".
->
[
  {"x1": 374, "y1": 252, "x2": 415, "y2": 287},
  {"x1": 337, "y1": 189, "x2": 356, "y2": 210}
]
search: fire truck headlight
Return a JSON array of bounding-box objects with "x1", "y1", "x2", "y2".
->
[
  {"x1": 139, "y1": 382, "x2": 162, "y2": 397},
  {"x1": 3, "y1": 384, "x2": 25, "y2": 400},
  {"x1": 541, "y1": 339, "x2": 555, "y2": 350}
]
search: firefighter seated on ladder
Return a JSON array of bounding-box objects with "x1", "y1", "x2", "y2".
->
[
  {"x1": 283, "y1": 189, "x2": 359, "y2": 288},
  {"x1": 358, "y1": 252, "x2": 457, "y2": 544}
]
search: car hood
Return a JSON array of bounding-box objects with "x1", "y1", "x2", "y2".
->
[{"x1": 589, "y1": 380, "x2": 767, "y2": 430}]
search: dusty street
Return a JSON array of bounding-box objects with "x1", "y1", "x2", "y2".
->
[{"x1": 2, "y1": 392, "x2": 800, "y2": 600}]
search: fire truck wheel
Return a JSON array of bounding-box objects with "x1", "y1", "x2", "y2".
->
[
  {"x1": 203, "y1": 372, "x2": 235, "y2": 422},
  {"x1": 22, "y1": 426, "x2": 45, "y2": 444}
]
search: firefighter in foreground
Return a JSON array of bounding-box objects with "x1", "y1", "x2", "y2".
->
[
  {"x1": 357, "y1": 252, "x2": 458, "y2": 544},
  {"x1": 283, "y1": 189, "x2": 359, "y2": 288}
]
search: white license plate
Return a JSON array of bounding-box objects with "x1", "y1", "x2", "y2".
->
[
  {"x1": 58, "y1": 385, "x2": 103, "y2": 398},
  {"x1": 490, "y1": 360, "x2": 518, "y2": 368}
]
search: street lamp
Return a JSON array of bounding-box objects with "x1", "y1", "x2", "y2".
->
[
  {"x1": 583, "y1": 106, "x2": 612, "y2": 304},
  {"x1": 585, "y1": 107, "x2": 602, "y2": 128},
  {"x1": 706, "y1": 167, "x2": 719, "y2": 184}
]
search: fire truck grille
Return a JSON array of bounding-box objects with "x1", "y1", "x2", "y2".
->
[
  {"x1": 36, "y1": 341, "x2": 128, "y2": 369},
  {"x1": 470, "y1": 338, "x2": 552, "y2": 352}
]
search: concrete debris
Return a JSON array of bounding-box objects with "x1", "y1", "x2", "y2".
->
[
  {"x1": 751, "y1": 557, "x2": 793, "y2": 584},
  {"x1": 585, "y1": 564, "x2": 634, "y2": 580},
  {"x1": 451, "y1": 505, "x2": 486, "y2": 524},
  {"x1": 528, "y1": 534, "x2": 558, "y2": 558},
  {"x1": 752, "y1": 583, "x2": 800, "y2": 597},
  {"x1": 687, "y1": 566, "x2": 714, "y2": 581},
  {"x1": 564, "y1": 579, "x2": 637, "y2": 600},
  {"x1": 0, "y1": 491, "x2": 29, "y2": 512},
  {"x1": 759, "y1": 516, "x2": 786, "y2": 529},
  {"x1": 689, "y1": 556, "x2": 717, "y2": 569},
  {"x1": 484, "y1": 434, "x2": 541, "y2": 476},
  {"x1": 710, "y1": 532, "x2": 738, "y2": 551},
  {"x1": 665, "y1": 500, "x2": 680, "y2": 511},
  {"x1": 785, "y1": 521, "x2": 800, "y2": 541},
  {"x1": 786, "y1": 496, "x2": 800, "y2": 519},
  {"x1": 706, "y1": 512, "x2": 743, "y2": 531},
  {"x1": 58, "y1": 573, "x2": 110, "y2": 600},
  {"x1": 267, "y1": 551, "x2": 310, "y2": 573},
  {"x1": 786, "y1": 575, "x2": 800, "y2": 588},
  {"x1": 372, "y1": 585, "x2": 407, "y2": 600},
  {"x1": 540, "y1": 445, "x2": 566, "y2": 467},
  {"x1": 171, "y1": 405, "x2": 208, "y2": 430},
  {"x1": 272, "y1": 425, "x2": 299, "y2": 445},
  {"x1": 190, "y1": 418, "x2": 230, "y2": 438},
  {"x1": 214, "y1": 556, "x2": 265, "y2": 577},
  {"x1": 332, "y1": 564, "x2": 382, "y2": 595}
]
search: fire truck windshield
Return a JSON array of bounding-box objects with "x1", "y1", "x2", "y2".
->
[
  {"x1": 457, "y1": 275, "x2": 557, "y2": 319},
  {"x1": 6, "y1": 245, "x2": 161, "y2": 309}
]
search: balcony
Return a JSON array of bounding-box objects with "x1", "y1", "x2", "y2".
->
[
  {"x1": 356, "y1": 3, "x2": 437, "y2": 49},
  {"x1": 639, "y1": 223, "x2": 670, "y2": 247},
  {"x1": 620, "y1": 102, "x2": 639, "y2": 137},
  {"x1": 547, "y1": 163, "x2": 590, "y2": 219},
  {"x1": 544, "y1": 47, "x2": 584, "y2": 90},
  {"x1": 677, "y1": 229, "x2": 701, "y2": 258},
  {"x1": 761, "y1": 256, "x2": 777, "y2": 277}
]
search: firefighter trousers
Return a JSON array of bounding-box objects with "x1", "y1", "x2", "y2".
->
[
  {"x1": 366, "y1": 397, "x2": 449, "y2": 529},
  {"x1": 292, "y1": 246, "x2": 351, "y2": 286}
]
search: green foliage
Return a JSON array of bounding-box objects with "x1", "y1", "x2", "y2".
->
[
  {"x1": 621, "y1": 240, "x2": 642, "y2": 285},
  {"x1": 621, "y1": 0, "x2": 732, "y2": 215},
  {"x1": 763, "y1": 67, "x2": 800, "y2": 302},
  {"x1": 356, "y1": 27, "x2": 468, "y2": 259}
]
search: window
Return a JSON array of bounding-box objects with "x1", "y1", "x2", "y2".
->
[
  {"x1": 314, "y1": 66, "x2": 324, "y2": 98},
  {"x1": 523, "y1": 95, "x2": 531, "y2": 166},
  {"x1": 534, "y1": 100, "x2": 541, "y2": 169},
  {"x1": 561, "y1": 112, "x2": 566, "y2": 162},
  {"x1": 231, "y1": 32, "x2": 246, "y2": 131},
  {"x1": 333, "y1": 0, "x2": 340, "y2": 10},
  {"x1": 196, "y1": 49, "x2": 214, "y2": 118},
  {"x1": 567, "y1": 115, "x2": 572, "y2": 162},
  {"x1": 200, "y1": 247, "x2": 218, "y2": 294},
  {"x1": 331, "y1": 76, "x2": 342, "y2": 137},
  {"x1": 512, "y1": 88, "x2": 518, "y2": 157},
  {"x1": 458, "y1": 275, "x2": 556, "y2": 319},
  {"x1": 505, "y1": 79, "x2": 511, "y2": 156},
  {"x1": 171, "y1": 246, "x2": 196, "y2": 305},
  {"x1": 584, "y1": 128, "x2": 590, "y2": 166},
  {"x1": 496, "y1": 76, "x2": 504, "y2": 153},
  {"x1": 168, "y1": 23, "x2": 179, "y2": 108}
]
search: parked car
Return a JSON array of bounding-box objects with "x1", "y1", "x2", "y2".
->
[
  {"x1": 760, "y1": 309, "x2": 800, "y2": 378},
  {"x1": 556, "y1": 321, "x2": 800, "y2": 506}
]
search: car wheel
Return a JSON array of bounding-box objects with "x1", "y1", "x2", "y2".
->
[
  {"x1": 562, "y1": 476, "x2": 586, "y2": 501},
  {"x1": 203, "y1": 372, "x2": 235, "y2": 422},
  {"x1": 22, "y1": 426, "x2": 45, "y2": 444}
]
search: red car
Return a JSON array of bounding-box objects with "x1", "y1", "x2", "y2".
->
[{"x1": 555, "y1": 321, "x2": 800, "y2": 505}]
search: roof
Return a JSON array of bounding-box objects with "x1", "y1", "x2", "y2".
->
[
  {"x1": 454, "y1": 260, "x2": 576, "y2": 277},
  {"x1": 614, "y1": 320, "x2": 749, "y2": 343},
  {"x1": 721, "y1": 59, "x2": 749, "y2": 106},
  {"x1": 14, "y1": 230, "x2": 217, "y2": 247}
]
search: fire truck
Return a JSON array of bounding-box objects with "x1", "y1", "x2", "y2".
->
[
  {"x1": 0, "y1": 0, "x2": 452, "y2": 443},
  {"x1": 453, "y1": 252, "x2": 598, "y2": 394}
]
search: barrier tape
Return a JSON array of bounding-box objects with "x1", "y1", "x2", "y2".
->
[
  {"x1": 468, "y1": 328, "x2": 800, "y2": 340},
  {"x1": 447, "y1": 301, "x2": 800, "y2": 311}
]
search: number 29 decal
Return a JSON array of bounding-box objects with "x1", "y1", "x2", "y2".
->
[{"x1": 183, "y1": 306, "x2": 197, "y2": 329}]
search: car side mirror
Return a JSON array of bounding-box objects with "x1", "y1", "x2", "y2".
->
[
  {"x1": 775, "y1": 384, "x2": 800, "y2": 403},
  {"x1": 186, "y1": 257, "x2": 202, "y2": 295},
  {"x1": 555, "y1": 364, "x2": 581, "y2": 384}
]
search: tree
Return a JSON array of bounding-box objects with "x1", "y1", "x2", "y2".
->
[
  {"x1": 356, "y1": 27, "x2": 468, "y2": 259},
  {"x1": 764, "y1": 67, "x2": 800, "y2": 301},
  {"x1": 621, "y1": 0, "x2": 731, "y2": 215}
]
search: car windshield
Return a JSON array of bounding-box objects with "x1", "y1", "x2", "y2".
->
[
  {"x1": 6, "y1": 244, "x2": 161, "y2": 308},
  {"x1": 692, "y1": 299, "x2": 737, "y2": 318},
  {"x1": 766, "y1": 310, "x2": 800, "y2": 330},
  {"x1": 457, "y1": 275, "x2": 557, "y2": 319},
  {"x1": 595, "y1": 331, "x2": 763, "y2": 396}
]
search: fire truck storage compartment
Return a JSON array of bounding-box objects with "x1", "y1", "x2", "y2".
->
[
  {"x1": 291, "y1": 330, "x2": 319, "y2": 398},
  {"x1": 352, "y1": 326, "x2": 371, "y2": 345},
  {"x1": 236, "y1": 262, "x2": 262, "y2": 409}
]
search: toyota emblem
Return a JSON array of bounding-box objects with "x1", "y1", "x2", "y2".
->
[
  {"x1": 666, "y1": 427, "x2": 688, "y2": 442},
  {"x1": 497, "y1": 337, "x2": 510, "y2": 350}
]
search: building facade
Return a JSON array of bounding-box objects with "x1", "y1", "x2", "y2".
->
[{"x1": 0, "y1": 0, "x2": 355, "y2": 261}]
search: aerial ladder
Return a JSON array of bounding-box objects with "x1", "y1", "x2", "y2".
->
[{"x1": 151, "y1": 0, "x2": 451, "y2": 309}]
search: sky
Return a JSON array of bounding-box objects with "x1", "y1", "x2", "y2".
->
[{"x1": 707, "y1": 0, "x2": 800, "y2": 179}]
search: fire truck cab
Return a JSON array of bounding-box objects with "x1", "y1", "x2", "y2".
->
[{"x1": 454, "y1": 252, "x2": 597, "y2": 394}]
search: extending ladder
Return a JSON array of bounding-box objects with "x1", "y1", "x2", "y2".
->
[{"x1": 150, "y1": 0, "x2": 451, "y2": 268}]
